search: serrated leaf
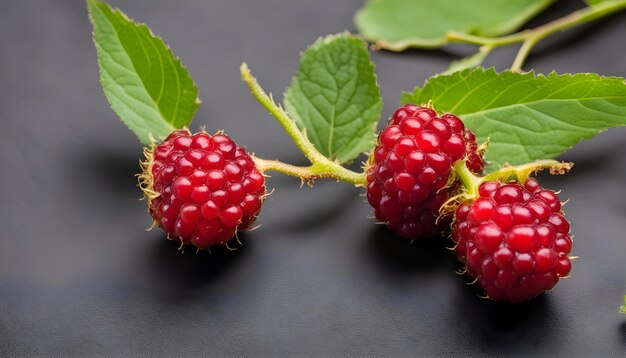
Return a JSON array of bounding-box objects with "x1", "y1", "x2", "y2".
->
[
  {"x1": 402, "y1": 68, "x2": 626, "y2": 169},
  {"x1": 284, "y1": 33, "x2": 382, "y2": 163},
  {"x1": 88, "y1": 0, "x2": 200, "y2": 145},
  {"x1": 355, "y1": 0, "x2": 554, "y2": 50}
]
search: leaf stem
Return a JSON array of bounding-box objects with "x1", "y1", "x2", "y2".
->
[
  {"x1": 446, "y1": 31, "x2": 526, "y2": 47},
  {"x1": 510, "y1": 36, "x2": 541, "y2": 72},
  {"x1": 453, "y1": 159, "x2": 573, "y2": 199},
  {"x1": 240, "y1": 63, "x2": 367, "y2": 187},
  {"x1": 251, "y1": 156, "x2": 366, "y2": 186},
  {"x1": 452, "y1": 160, "x2": 483, "y2": 198},
  {"x1": 483, "y1": 160, "x2": 573, "y2": 184},
  {"x1": 446, "y1": 0, "x2": 626, "y2": 71}
]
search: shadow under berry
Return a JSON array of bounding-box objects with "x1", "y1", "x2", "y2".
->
[
  {"x1": 448, "y1": 286, "x2": 565, "y2": 352},
  {"x1": 365, "y1": 225, "x2": 456, "y2": 275},
  {"x1": 142, "y1": 231, "x2": 253, "y2": 302}
]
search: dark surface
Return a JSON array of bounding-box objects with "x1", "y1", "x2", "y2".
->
[{"x1": 1, "y1": 0, "x2": 625, "y2": 356}]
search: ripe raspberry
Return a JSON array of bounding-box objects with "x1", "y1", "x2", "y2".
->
[
  {"x1": 366, "y1": 104, "x2": 484, "y2": 239},
  {"x1": 139, "y1": 129, "x2": 265, "y2": 249},
  {"x1": 452, "y1": 178, "x2": 572, "y2": 303}
]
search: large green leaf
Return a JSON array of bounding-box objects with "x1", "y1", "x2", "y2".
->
[
  {"x1": 284, "y1": 33, "x2": 382, "y2": 163},
  {"x1": 355, "y1": 0, "x2": 554, "y2": 50},
  {"x1": 88, "y1": 0, "x2": 200, "y2": 145},
  {"x1": 402, "y1": 68, "x2": 626, "y2": 169}
]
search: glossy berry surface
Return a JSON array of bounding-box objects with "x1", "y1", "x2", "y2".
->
[
  {"x1": 141, "y1": 129, "x2": 265, "y2": 249},
  {"x1": 452, "y1": 178, "x2": 572, "y2": 303},
  {"x1": 366, "y1": 104, "x2": 484, "y2": 239}
]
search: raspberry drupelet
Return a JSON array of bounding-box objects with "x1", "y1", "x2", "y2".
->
[
  {"x1": 139, "y1": 129, "x2": 265, "y2": 249},
  {"x1": 366, "y1": 104, "x2": 484, "y2": 239},
  {"x1": 452, "y1": 177, "x2": 573, "y2": 303}
]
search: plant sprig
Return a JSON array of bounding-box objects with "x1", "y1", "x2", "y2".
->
[
  {"x1": 240, "y1": 63, "x2": 367, "y2": 186},
  {"x1": 446, "y1": 0, "x2": 626, "y2": 72},
  {"x1": 89, "y1": 0, "x2": 626, "y2": 310},
  {"x1": 356, "y1": 0, "x2": 626, "y2": 72}
]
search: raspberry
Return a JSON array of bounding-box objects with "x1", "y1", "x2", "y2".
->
[
  {"x1": 366, "y1": 104, "x2": 484, "y2": 239},
  {"x1": 139, "y1": 129, "x2": 265, "y2": 249},
  {"x1": 452, "y1": 177, "x2": 572, "y2": 303}
]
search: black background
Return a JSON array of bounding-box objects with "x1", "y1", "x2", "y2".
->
[{"x1": 1, "y1": 0, "x2": 626, "y2": 356}]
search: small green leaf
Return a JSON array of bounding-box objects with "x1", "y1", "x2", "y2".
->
[
  {"x1": 355, "y1": 0, "x2": 555, "y2": 50},
  {"x1": 402, "y1": 68, "x2": 626, "y2": 169},
  {"x1": 284, "y1": 33, "x2": 382, "y2": 163},
  {"x1": 620, "y1": 295, "x2": 626, "y2": 314},
  {"x1": 87, "y1": 0, "x2": 200, "y2": 145}
]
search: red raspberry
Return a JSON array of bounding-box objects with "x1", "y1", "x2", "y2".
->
[
  {"x1": 452, "y1": 177, "x2": 573, "y2": 303},
  {"x1": 139, "y1": 129, "x2": 265, "y2": 249},
  {"x1": 366, "y1": 104, "x2": 484, "y2": 239}
]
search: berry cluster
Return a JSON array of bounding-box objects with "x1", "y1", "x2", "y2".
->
[
  {"x1": 135, "y1": 105, "x2": 573, "y2": 304},
  {"x1": 362, "y1": 104, "x2": 573, "y2": 303},
  {"x1": 366, "y1": 104, "x2": 483, "y2": 239},
  {"x1": 140, "y1": 129, "x2": 265, "y2": 249},
  {"x1": 452, "y1": 178, "x2": 572, "y2": 302}
]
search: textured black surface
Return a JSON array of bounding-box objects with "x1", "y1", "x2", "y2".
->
[{"x1": 1, "y1": 0, "x2": 626, "y2": 356}]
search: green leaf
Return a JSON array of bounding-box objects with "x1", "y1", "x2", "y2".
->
[
  {"x1": 87, "y1": 0, "x2": 200, "y2": 145},
  {"x1": 620, "y1": 295, "x2": 626, "y2": 314},
  {"x1": 402, "y1": 68, "x2": 626, "y2": 169},
  {"x1": 355, "y1": 0, "x2": 555, "y2": 50},
  {"x1": 284, "y1": 33, "x2": 382, "y2": 163}
]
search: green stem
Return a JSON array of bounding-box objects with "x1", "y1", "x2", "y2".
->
[
  {"x1": 453, "y1": 159, "x2": 573, "y2": 199},
  {"x1": 446, "y1": 0, "x2": 626, "y2": 71},
  {"x1": 240, "y1": 63, "x2": 367, "y2": 187},
  {"x1": 446, "y1": 31, "x2": 526, "y2": 47},
  {"x1": 510, "y1": 36, "x2": 540, "y2": 72},
  {"x1": 482, "y1": 160, "x2": 572, "y2": 184},
  {"x1": 452, "y1": 160, "x2": 482, "y2": 198},
  {"x1": 251, "y1": 157, "x2": 366, "y2": 185},
  {"x1": 479, "y1": 44, "x2": 494, "y2": 56}
]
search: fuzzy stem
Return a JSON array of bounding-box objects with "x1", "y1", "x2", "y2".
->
[
  {"x1": 252, "y1": 156, "x2": 367, "y2": 186},
  {"x1": 483, "y1": 160, "x2": 573, "y2": 183},
  {"x1": 241, "y1": 63, "x2": 319, "y2": 165},
  {"x1": 446, "y1": 0, "x2": 626, "y2": 71},
  {"x1": 452, "y1": 160, "x2": 483, "y2": 198},
  {"x1": 453, "y1": 159, "x2": 573, "y2": 199},
  {"x1": 241, "y1": 63, "x2": 367, "y2": 187}
]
